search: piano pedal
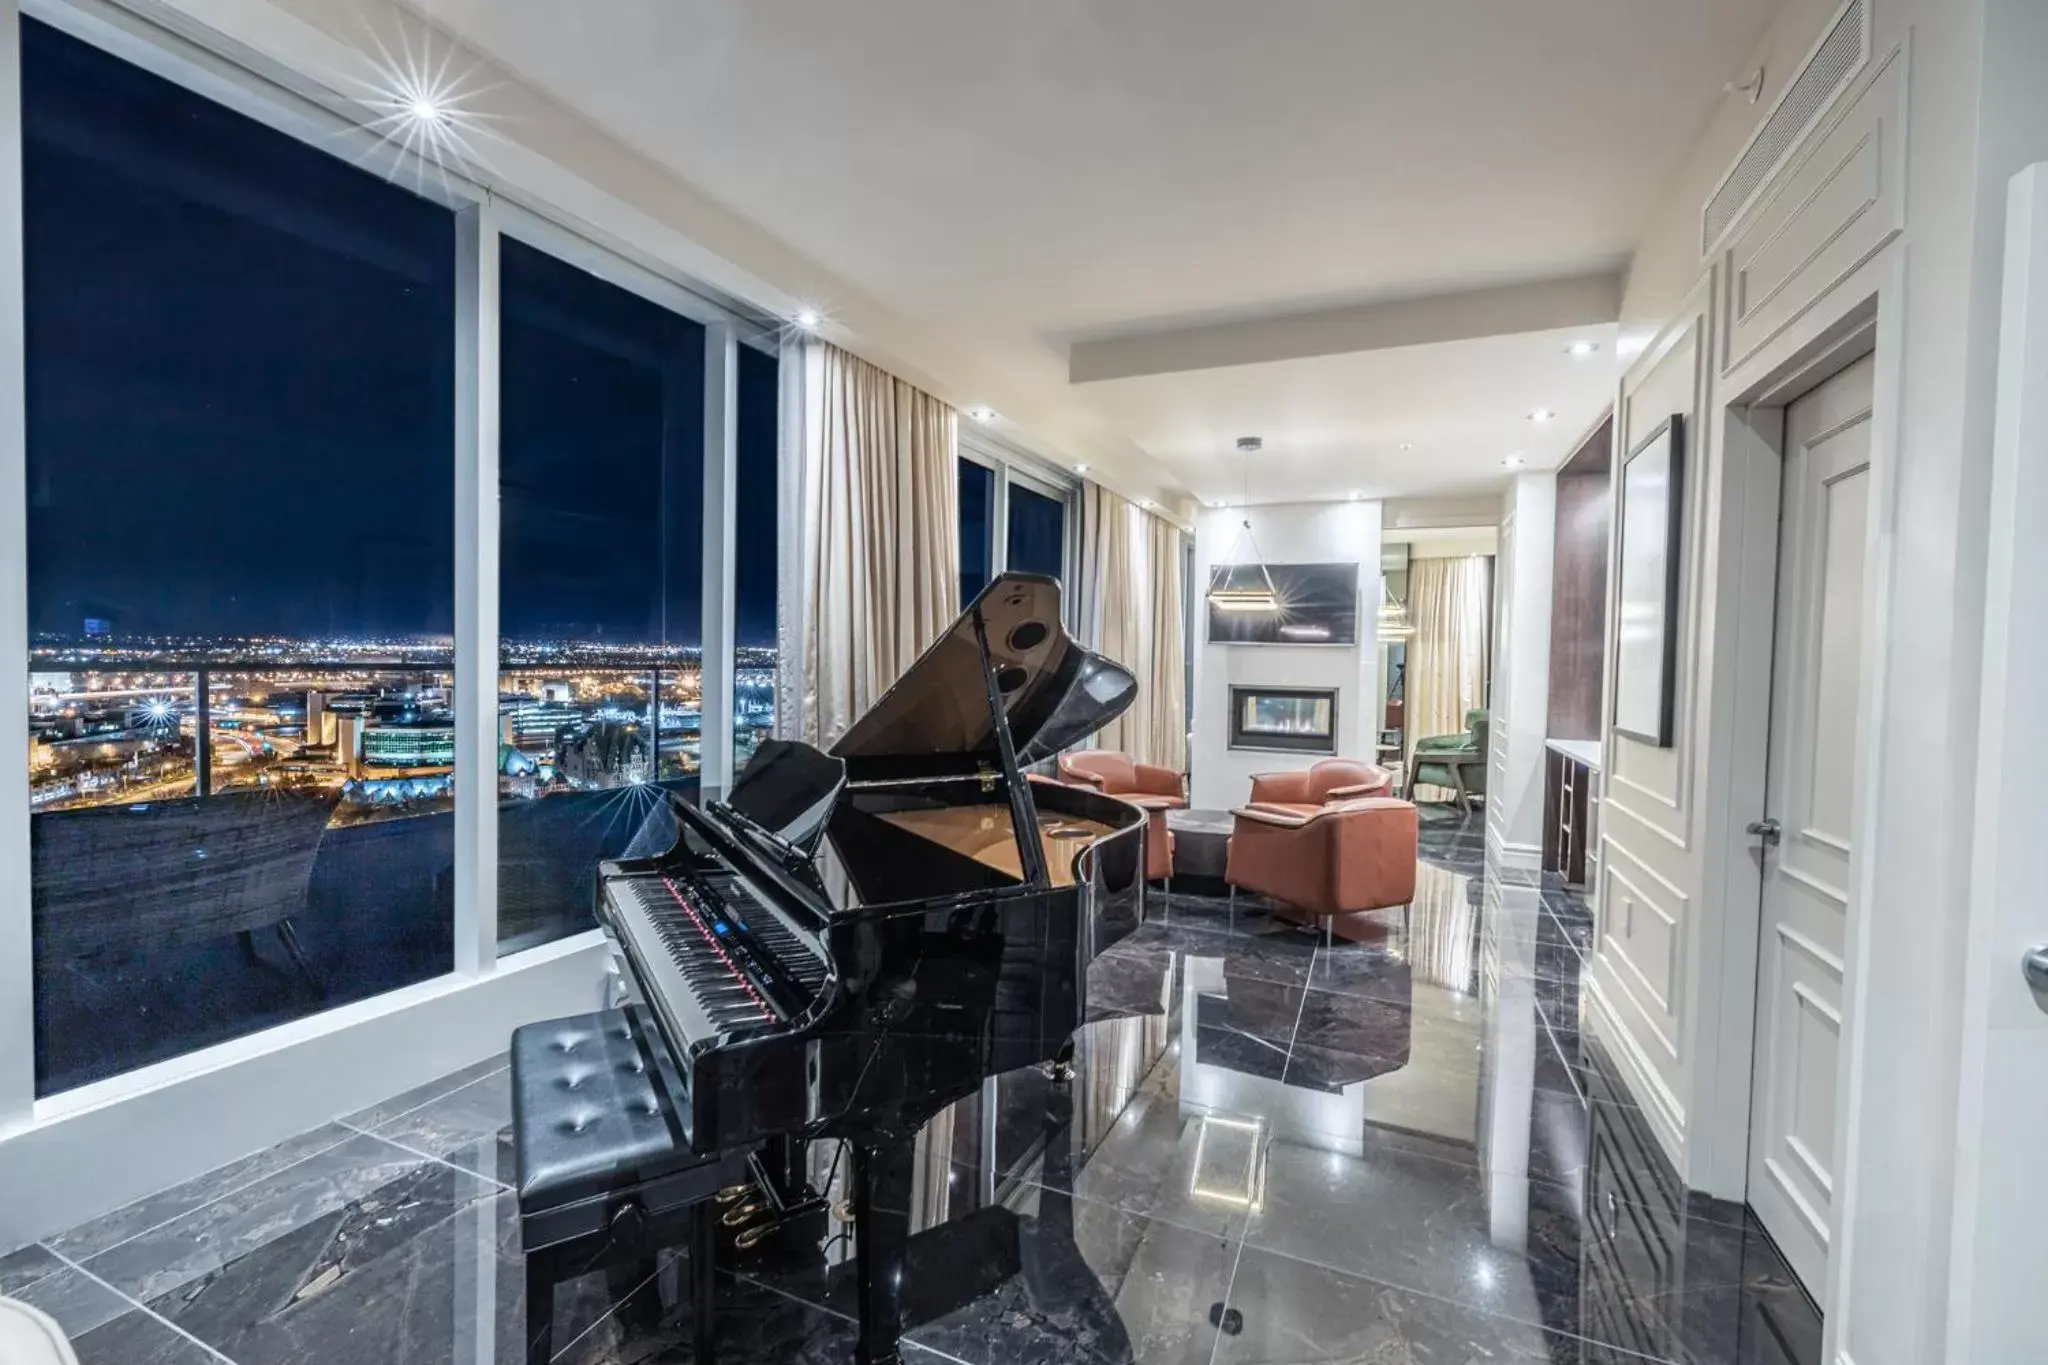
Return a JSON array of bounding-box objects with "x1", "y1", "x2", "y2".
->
[
  {"x1": 717, "y1": 1183, "x2": 757, "y2": 1206},
  {"x1": 721, "y1": 1200, "x2": 772, "y2": 1229},
  {"x1": 733, "y1": 1222, "x2": 775, "y2": 1252}
]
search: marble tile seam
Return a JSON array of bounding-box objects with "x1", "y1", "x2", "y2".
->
[
  {"x1": 330, "y1": 1120, "x2": 515, "y2": 1194},
  {"x1": 1218, "y1": 1238, "x2": 1676, "y2": 1365},
  {"x1": 42, "y1": 1244, "x2": 242, "y2": 1365},
  {"x1": 54, "y1": 1125, "x2": 360, "y2": 1271}
]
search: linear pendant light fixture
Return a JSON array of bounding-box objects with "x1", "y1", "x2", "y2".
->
[{"x1": 1208, "y1": 437, "x2": 1280, "y2": 613}]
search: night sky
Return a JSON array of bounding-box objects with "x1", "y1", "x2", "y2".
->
[{"x1": 22, "y1": 18, "x2": 778, "y2": 649}]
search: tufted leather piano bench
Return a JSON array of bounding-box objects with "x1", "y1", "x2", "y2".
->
[{"x1": 512, "y1": 1007, "x2": 749, "y2": 1364}]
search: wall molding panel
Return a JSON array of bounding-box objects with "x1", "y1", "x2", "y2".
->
[{"x1": 1723, "y1": 46, "x2": 1909, "y2": 377}]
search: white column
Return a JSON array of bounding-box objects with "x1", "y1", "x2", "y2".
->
[
  {"x1": 1488, "y1": 473, "x2": 1555, "y2": 863},
  {"x1": 699, "y1": 322, "x2": 737, "y2": 795},
  {"x1": 0, "y1": 0, "x2": 29, "y2": 1124},
  {"x1": 774, "y1": 336, "x2": 806, "y2": 741},
  {"x1": 452, "y1": 201, "x2": 500, "y2": 976}
]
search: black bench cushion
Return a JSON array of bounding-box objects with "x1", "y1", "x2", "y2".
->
[{"x1": 512, "y1": 1007, "x2": 704, "y2": 1212}]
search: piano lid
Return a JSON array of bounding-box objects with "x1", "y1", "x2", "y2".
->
[{"x1": 829, "y1": 573, "x2": 1137, "y2": 782}]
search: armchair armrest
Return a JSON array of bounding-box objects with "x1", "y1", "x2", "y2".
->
[
  {"x1": 1325, "y1": 774, "x2": 1393, "y2": 799},
  {"x1": 1232, "y1": 803, "x2": 1317, "y2": 829},
  {"x1": 1131, "y1": 762, "x2": 1186, "y2": 801},
  {"x1": 1248, "y1": 771, "x2": 1312, "y2": 806},
  {"x1": 1413, "y1": 732, "x2": 1475, "y2": 754},
  {"x1": 1057, "y1": 761, "x2": 1109, "y2": 790}
]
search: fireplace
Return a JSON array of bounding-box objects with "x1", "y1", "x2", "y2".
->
[{"x1": 1228, "y1": 686, "x2": 1339, "y2": 755}]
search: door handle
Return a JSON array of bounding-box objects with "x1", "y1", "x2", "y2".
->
[
  {"x1": 2026, "y1": 945, "x2": 2048, "y2": 1009},
  {"x1": 1747, "y1": 817, "x2": 1782, "y2": 847}
]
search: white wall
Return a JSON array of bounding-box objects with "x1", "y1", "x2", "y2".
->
[
  {"x1": 1585, "y1": 0, "x2": 2048, "y2": 1358},
  {"x1": 1189, "y1": 502, "x2": 1381, "y2": 810},
  {"x1": 1487, "y1": 474, "x2": 1555, "y2": 863}
]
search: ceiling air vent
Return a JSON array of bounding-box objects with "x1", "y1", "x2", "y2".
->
[{"x1": 1701, "y1": 0, "x2": 1870, "y2": 257}]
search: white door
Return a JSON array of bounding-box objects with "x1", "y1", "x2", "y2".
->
[
  {"x1": 1747, "y1": 351, "x2": 1875, "y2": 1294},
  {"x1": 1944, "y1": 162, "x2": 2048, "y2": 1365}
]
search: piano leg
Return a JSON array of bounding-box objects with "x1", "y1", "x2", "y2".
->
[{"x1": 851, "y1": 1136, "x2": 915, "y2": 1365}]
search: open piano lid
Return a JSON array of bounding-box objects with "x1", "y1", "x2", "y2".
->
[{"x1": 828, "y1": 573, "x2": 1138, "y2": 783}]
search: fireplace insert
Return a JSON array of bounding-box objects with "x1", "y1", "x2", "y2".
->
[{"x1": 1228, "y1": 686, "x2": 1338, "y2": 754}]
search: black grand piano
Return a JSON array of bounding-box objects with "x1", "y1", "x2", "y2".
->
[{"x1": 596, "y1": 573, "x2": 1148, "y2": 1364}]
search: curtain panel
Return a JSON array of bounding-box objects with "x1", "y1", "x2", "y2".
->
[
  {"x1": 1405, "y1": 553, "x2": 1491, "y2": 801},
  {"x1": 799, "y1": 341, "x2": 960, "y2": 748},
  {"x1": 1078, "y1": 482, "x2": 1187, "y2": 772}
]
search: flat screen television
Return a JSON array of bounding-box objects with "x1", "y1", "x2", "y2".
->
[{"x1": 1206, "y1": 561, "x2": 1360, "y2": 645}]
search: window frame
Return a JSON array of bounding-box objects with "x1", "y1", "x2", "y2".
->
[
  {"x1": 0, "y1": 0, "x2": 783, "y2": 1163},
  {"x1": 958, "y1": 428, "x2": 1080, "y2": 624}
]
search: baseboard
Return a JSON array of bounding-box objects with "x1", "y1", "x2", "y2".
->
[
  {"x1": 1483, "y1": 823, "x2": 1543, "y2": 870},
  {"x1": 1584, "y1": 974, "x2": 1689, "y2": 1175}
]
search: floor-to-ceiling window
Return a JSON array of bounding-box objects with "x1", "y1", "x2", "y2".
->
[
  {"x1": 958, "y1": 457, "x2": 995, "y2": 603},
  {"x1": 496, "y1": 237, "x2": 704, "y2": 954},
  {"x1": 1007, "y1": 481, "x2": 1068, "y2": 582},
  {"x1": 21, "y1": 17, "x2": 457, "y2": 1093},
  {"x1": 733, "y1": 344, "x2": 779, "y2": 773}
]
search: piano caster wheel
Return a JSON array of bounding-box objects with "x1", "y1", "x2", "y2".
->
[
  {"x1": 1040, "y1": 1059, "x2": 1076, "y2": 1084},
  {"x1": 1208, "y1": 1303, "x2": 1243, "y2": 1336},
  {"x1": 717, "y1": 1183, "x2": 756, "y2": 1205},
  {"x1": 833, "y1": 1199, "x2": 857, "y2": 1224}
]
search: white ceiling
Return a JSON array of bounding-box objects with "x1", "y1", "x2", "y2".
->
[
  {"x1": 1083, "y1": 324, "x2": 1621, "y2": 505},
  {"x1": 408, "y1": 0, "x2": 1774, "y2": 502}
]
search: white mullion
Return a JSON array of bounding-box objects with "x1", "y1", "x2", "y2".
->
[
  {"x1": 774, "y1": 336, "x2": 807, "y2": 742},
  {"x1": 0, "y1": 0, "x2": 31, "y2": 1124},
  {"x1": 699, "y1": 322, "x2": 738, "y2": 796},
  {"x1": 990, "y1": 466, "x2": 1012, "y2": 577},
  {"x1": 452, "y1": 201, "x2": 501, "y2": 975}
]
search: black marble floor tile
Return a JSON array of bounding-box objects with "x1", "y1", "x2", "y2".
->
[
  {"x1": 1112, "y1": 920, "x2": 1318, "y2": 990},
  {"x1": 1086, "y1": 948, "x2": 1174, "y2": 1024},
  {"x1": 905, "y1": 1194, "x2": 1239, "y2": 1365},
  {"x1": 44, "y1": 1122, "x2": 358, "y2": 1264},
  {"x1": 78, "y1": 1132, "x2": 486, "y2": 1307},
  {"x1": 59, "y1": 1304, "x2": 228, "y2": 1365},
  {"x1": 13, "y1": 1261, "x2": 151, "y2": 1343},
  {"x1": 337, "y1": 1053, "x2": 509, "y2": 1132},
  {"x1": 1241, "y1": 1138, "x2": 1587, "y2": 1337},
  {"x1": 1215, "y1": 1244, "x2": 1648, "y2": 1365},
  {"x1": 0, "y1": 1242, "x2": 64, "y2": 1296},
  {"x1": 1019, "y1": 1090, "x2": 1252, "y2": 1243},
  {"x1": 350, "y1": 1063, "x2": 517, "y2": 1187}
]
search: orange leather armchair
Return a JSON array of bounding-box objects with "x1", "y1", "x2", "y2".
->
[
  {"x1": 1225, "y1": 797, "x2": 1418, "y2": 942},
  {"x1": 1246, "y1": 758, "x2": 1396, "y2": 815},
  {"x1": 1057, "y1": 750, "x2": 1184, "y2": 881}
]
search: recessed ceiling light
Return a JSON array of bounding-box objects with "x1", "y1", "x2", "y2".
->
[
  {"x1": 1399, "y1": 442, "x2": 1415, "y2": 452},
  {"x1": 407, "y1": 96, "x2": 447, "y2": 126},
  {"x1": 1565, "y1": 340, "x2": 1600, "y2": 358},
  {"x1": 1502, "y1": 454, "x2": 1527, "y2": 468},
  {"x1": 1528, "y1": 409, "x2": 1556, "y2": 423},
  {"x1": 794, "y1": 308, "x2": 822, "y2": 330},
  {"x1": 1346, "y1": 490, "x2": 1361, "y2": 502},
  {"x1": 1139, "y1": 497, "x2": 1156, "y2": 509},
  {"x1": 1074, "y1": 463, "x2": 1090, "y2": 474},
  {"x1": 967, "y1": 405, "x2": 998, "y2": 423}
]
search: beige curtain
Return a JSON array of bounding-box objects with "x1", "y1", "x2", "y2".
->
[
  {"x1": 1145, "y1": 514, "x2": 1188, "y2": 773},
  {"x1": 1077, "y1": 482, "x2": 1187, "y2": 772},
  {"x1": 800, "y1": 342, "x2": 960, "y2": 747},
  {"x1": 1406, "y1": 554, "x2": 1491, "y2": 801}
]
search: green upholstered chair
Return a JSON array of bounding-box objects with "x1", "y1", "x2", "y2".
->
[{"x1": 1409, "y1": 709, "x2": 1489, "y2": 812}]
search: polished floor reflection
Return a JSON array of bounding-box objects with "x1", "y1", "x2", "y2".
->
[{"x1": 0, "y1": 808, "x2": 1822, "y2": 1364}]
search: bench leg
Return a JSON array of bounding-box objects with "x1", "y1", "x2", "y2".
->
[
  {"x1": 692, "y1": 1201, "x2": 718, "y2": 1365},
  {"x1": 525, "y1": 1255, "x2": 554, "y2": 1364}
]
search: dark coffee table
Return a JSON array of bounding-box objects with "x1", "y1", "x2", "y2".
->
[{"x1": 1165, "y1": 807, "x2": 1234, "y2": 883}]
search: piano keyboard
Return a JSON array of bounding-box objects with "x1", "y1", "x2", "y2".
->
[{"x1": 604, "y1": 870, "x2": 828, "y2": 1056}]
